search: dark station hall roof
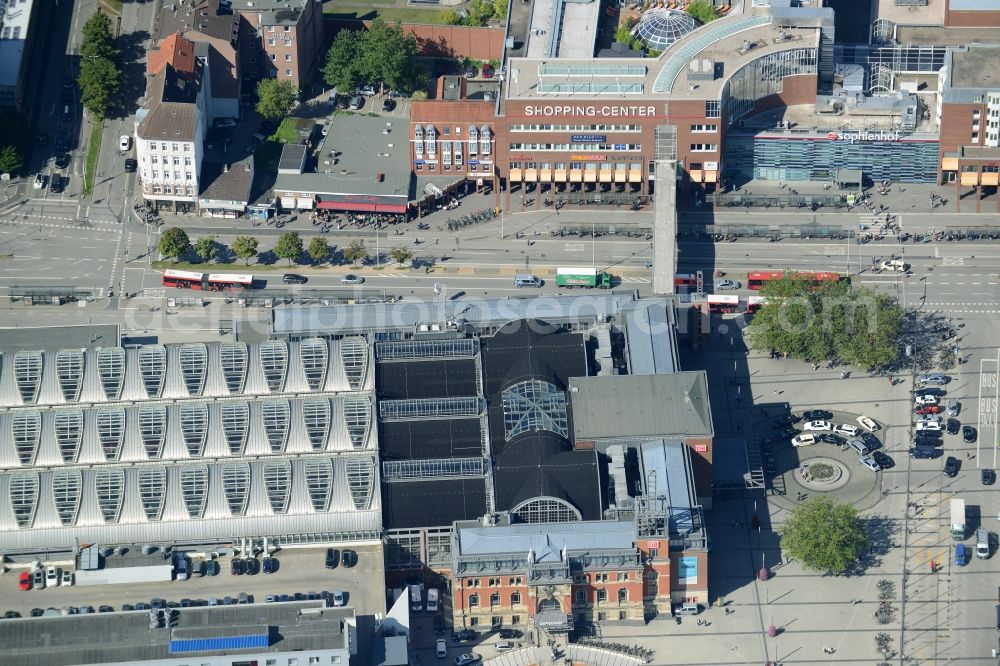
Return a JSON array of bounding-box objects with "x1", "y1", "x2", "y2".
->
[
  {"x1": 380, "y1": 418, "x2": 483, "y2": 460},
  {"x1": 383, "y1": 478, "x2": 488, "y2": 530},
  {"x1": 376, "y1": 358, "x2": 477, "y2": 399},
  {"x1": 480, "y1": 319, "x2": 601, "y2": 520}
]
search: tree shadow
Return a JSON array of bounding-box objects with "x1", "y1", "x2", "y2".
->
[
  {"x1": 112, "y1": 30, "x2": 151, "y2": 120},
  {"x1": 214, "y1": 244, "x2": 236, "y2": 264},
  {"x1": 850, "y1": 514, "x2": 899, "y2": 574},
  {"x1": 256, "y1": 250, "x2": 277, "y2": 266}
]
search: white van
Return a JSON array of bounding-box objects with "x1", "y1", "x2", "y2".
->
[
  {"x1": 514, "y1": 274, "x2": 542, "y2": 288},
  {"x1": 847, "y1": 438, "x2": 870, "y2": 456},
  {"x1": 409, "y1": 584, "x2": 422, "y2": 612},
  {"x1": 427, "y1": 587, "x2": 439, "y2": 613},
  {"x1": 675, "y1": 602, "x2": 701, "y2": 616},
  {"x1": 977, "y1": 528, "x2": 991, "y2": 559},
  {"x1": 880, "y1": 259, "x2": 908, "y2": 272}
]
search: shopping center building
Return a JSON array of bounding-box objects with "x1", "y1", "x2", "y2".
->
[{"x1": 398, "y1": 0, "x2": 1000, "y2": 210}]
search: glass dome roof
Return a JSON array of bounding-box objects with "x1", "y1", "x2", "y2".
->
[{"x1": 633, "y1": 8, "x2": 700, "y2": 51}]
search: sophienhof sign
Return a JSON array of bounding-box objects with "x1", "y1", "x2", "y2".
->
[
  {"x1": 525, "y1": 105, "x2": 657, "y2": 117},
  {"x1": 826, "y1": 130, "x2": 901, "y2": 143}
]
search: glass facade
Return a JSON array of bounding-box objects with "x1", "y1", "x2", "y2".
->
[{"x1": 725, "y1": 134, "x2": 940, "y2": 183}]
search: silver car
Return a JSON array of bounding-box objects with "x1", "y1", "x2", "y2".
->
[
  {"x1": 859, "y1": 454, "x2": 881, "y2": 472},
  {"x1": 714, "y1": 279, "x2": 741, "y2": 290},
  {"x1": 341, "y1": 274, "x2": 365, "y2": 285}
]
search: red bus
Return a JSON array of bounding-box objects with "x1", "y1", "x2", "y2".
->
[
  {"x1": 747, "y1": 270, "x2": 841, "y2": 290},
  {"x1": 162, "y1": 270, "x2": 254, "y2": 291},
  {"x1": 706, "y1": 294, "x2": 740, "y2": 313},
  {"x1": 746, "y1": 296, "x2": 768, "y2": 314},
  {"x1": 674, "y1": 273, "x2": 697, "y2": 288}
]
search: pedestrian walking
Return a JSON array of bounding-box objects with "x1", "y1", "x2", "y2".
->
[{"x1": 772, "y1": 390, "x2": 780, "y2": 397}]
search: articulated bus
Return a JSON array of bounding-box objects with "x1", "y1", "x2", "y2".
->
[
  {"x1": 746, "y1": 296, "x2": 768, "y2": 315},
  {"x1": 162, "y1": 270, "x2": 254, "y2": 291},
  {"x1": 746, "y1": 270, "x2": 842, "y2": 291},
  {"x1": 706, "y1": 294, "x2": 740, "y2": 313}
]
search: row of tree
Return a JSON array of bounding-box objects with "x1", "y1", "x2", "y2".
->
[
  {"x1": 79, "y1": 12, "x2": 120, "y2": 122},
  {"x1": 0, "y1": 108, "x2": 29, "y2": 175},
  {"x1": 157, "y1": 228, "x2": 414, "y2": 267},
  {"x1": 323, "y1": 18, "x2": 422, "y2": 95},
  {"x1": 443, "y1": 0, "x2": 507, "y2": 26}
]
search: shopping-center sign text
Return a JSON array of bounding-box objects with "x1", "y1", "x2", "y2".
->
[
  {"x1": 826, "y1": 130, "x2": 901, "y2": 144},
  {"x1": 525, "y1": 105, "x2": 657, "y2": 117}
]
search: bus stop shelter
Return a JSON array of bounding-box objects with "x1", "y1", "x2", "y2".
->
[{"x1": 8, "y1": 286, "x2": 95, "y2": 304}]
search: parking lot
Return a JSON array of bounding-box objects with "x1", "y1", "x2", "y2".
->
[{"x1": 0, "y1": 544, "x2": 386, "y2": 619}]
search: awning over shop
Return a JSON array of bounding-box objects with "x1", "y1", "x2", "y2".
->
[
  {"x1": 599, "y1": 170, "x2": 612, "y2": 183},
  {"x1": 569, "y1": 169, "x2": 583, "y2": 183},
  {"x1": 554, "y1": 169, "x2": 568, "y2": 182},
  {"x1": 524, "y1": 168, "x2": 538, "y2": 182},
  {"x1": 613, "y1": 169, "x2": 626, "y2": 183},
  {"x1": 960, "y1": 172, "x2": 978, "y2": 187},
  {"x1": 539, "y1": 169, "x2": 552, "y2": 182},
  {"x1": 983, "y1": 172, "x2": 999, "y2": 186},
  {"x1": 628, "y1": 170, "x2": 642, "y2": 182},
  {"x1": 316, "y1": 200, "x2": 407, "y2": 213},
  {"x1": 583, "y1": 170, "x2": 597, "y2": 183},
  {"x1": 941, "y1": 157, "x2": 959, "y2": 171}
]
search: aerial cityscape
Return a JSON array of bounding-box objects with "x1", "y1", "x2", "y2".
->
[{"x1": 0, "y1": 0, "x2": 998, "y2": 664}]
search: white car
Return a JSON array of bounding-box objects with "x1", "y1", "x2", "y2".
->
[
  {"x1": 714, "y1": 279, "x2": 741, "y2": 290},
  {"x1": 119, "y1": 135, "x2": 131, "y2": 151},
  {"x1": 33, "y1": 173, "x2": 46, "y2": 189},
  {"x1": 916, "y1": 421, "x2": 942, "y2": 431},
  {"x1": 436, "y1": 639, "x2": 447, "y2": 659},
  {"x1": 803, "y1": 420, "x2": 832, "y2": 431},
  {"x1": 834, "y1": 424, "x2": 860, "y2": 437},
  {"x1": 856, "y1": 415, "x2": 880, "y2": 432},
  {"x1": 454, "y1": 654, "x2": 481, "y2": 666},
  {"x1": 61, "y1": 570, "x2": 74, "y2": 586},
  {"x1": 917, "y1": 414, "x2": 942, "y2": 424},
  {"x1": 495, "y1": 641, "x2": 517, "y2": 653},
  {"x1": 791, "y1": 433, "x2": 816, "y2": 447},
  {"x1": 859, "y1": 454, "x2": 881, "y2": 471},
  {"x1": 46, "y1": 566, "x2": 60, "y2": 587},
  {"x1": 341, "y1": 274, "x2": 365, "y2": 285},
  {"x1": 914, "y1": 394, "x2": 938, "y2": 406}
]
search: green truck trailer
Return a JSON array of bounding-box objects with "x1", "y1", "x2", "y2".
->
[{"x1": 555, "y1": 267, "x2": 612, "y2": 288}]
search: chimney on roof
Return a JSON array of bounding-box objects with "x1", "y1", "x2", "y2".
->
[{"x1": 224, "y1": 163, "x2": 230, "y2": 172}]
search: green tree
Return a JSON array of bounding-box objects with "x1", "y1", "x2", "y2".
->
[
  {"x1": 323, "y1": 29, "x2": 366, "y2": 93},
  {"x1": 746, "y1": 275, "x2": 902, "y2": 370},
  {"x1": 494, "y1": 0, "x2": 508, "y2": 20},
  {"x1": 232, "y1": 235, "x2": 259, "y2": 265},
  {"x1": 255, "y1": 79, "x2": 298, "y2": 121},
  {"x1": 343, "y1": 240, "x2": 367, "y2": 267},
  {"x1": 0, "y1": 144, "x2": 22, "y2": 175},
  {"x1": 360, "y1": 18, "x2": 420, "y2": 94},
  {"x1": 81, "y1": 12, "x2": 115, "y2": 61},
  {"x1": 442, "y1": 8, "x2": 462, "y2": 25},
  {"x1": 274, "y1": 231, "x2": 303, "y2": 266},
  {"x1": 157, "y1": 227, "x2": 190, "y2": 262},
  {"x1": 194, "y1": 236, "x2": 217, "y2": 263},
  {"x1": 780, "y1": 496, "x2": 868, "y2": 575},
  {"x1": 614, "y1": 24, "x2": 633, "y2": 44},
  {"x1": 389, "y1": 247, "x2": 413, "y2": 267},
  {"x1": 307, "y1": 237, "x2": 330, "y2": 264},
  {"x1": 686, "y1": 0, "x2": 718, "y2": 23},
  {"x1": 78, "y1": 56, "x2": 119, "y2": 121}
]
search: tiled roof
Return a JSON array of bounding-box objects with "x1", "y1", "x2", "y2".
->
[{"x1": 147, "y1": 33, "x2": 196, "y2": 77}]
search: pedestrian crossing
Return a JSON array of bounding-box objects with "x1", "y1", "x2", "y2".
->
[
  {"x1": 921, "y1": 303, "x2": 1000, "y2": 314},
  {"x1": 0, "y1": 215, "x2": 119, "y2": 233},
  {"x1": 619, "y1": 276, "x2": 650, "y2": 283}
]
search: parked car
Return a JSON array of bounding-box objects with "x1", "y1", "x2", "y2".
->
[
  {"x1": 18, "y1": 571, "x2": 31, "y2": 591},
  {"x1": 777, "y1": 425, "x2": 799, "y2": 438},
  {"x1": 342, "y1": 549, "x2": 358, "y2": 567},
  {"x1": 33, "y1": 174, "x2": 45, "y2": 190},
  {"x1": 54, "y1": 153, "x2": 70, "y2": 169},
  {"x1": 918, "y1": 373, "x2": 950, "y2": 385},
  {"x1": 326, "y1": 548, "x2": 339, "y2": 569},
  {"x1": 856, "y1": 415, "x2": 880, "y2": 432},
  {"x1": 803, "y1": 420, "x2": 832, "y2": 431},
  {"x1": 916, "y1": 420, "x2": 941, "y2": 431},
  {"x1": 964, "y1": 425, "x2": 978, "y2": 443},
  {"x1": 119, "y1": 135, "x2": 131, "y2": 151},
  {"x1": 55, "y1": 132, "x2": 69, "y2": 152},
  {"x1": 495, "y1": 641, "x2": 517, "y2": 653},
  {"x1": 454, "y1": 653, "x2": 482, "y2": 666},
  {"x1": 914, "y1": 387, "x2": 945, "y2": 397},
  {"x1": 359, "y1": 85, "x2": 377, "y2": 96},
  {"x1": 32, "y1": 570, "x2": 45, "y2": 589},
  {"x1": 944, "y1": 456, "x2": 960, "y2": 477},
  {"x1": 464, "y1": 66, "x2": 478, "y2": 78},
  {"x1": 436, "y1": 639, "x2": 448, "y2": 658},
  {"x1": 245, "y1": 558, "x2": 260, "y2": 575},
  {"x1": 262, "y1": 556, "x2": 277, "y2": 574},
  {"x1": 914, "y1": 394, "x2": 939, "y2": 406},
  {"x1": 771, "y1": 414, "x2": 798, "y2": 428},
  {"x1": 341, "y1": 274, "x2": 365, "y2": 285},
  {"x1": 947, "y1": 400, "x2": 961, "y2": 417},
  {"x1": 61, "y1": 570, "x2": 74, "y2": 586},
  {"x1": 231, "y1": 558, "x2": 244, "y2": 575},
  {"x1": 983, "y1": 469, "x2": 996, "y2": 485},
  {"x1": 946, "y1": 418, "x2": 960, "y2": 435},
  {"x1": 914, "y1": 431, "x2": 942, "y2": 444},
  {"x1": 46, "y1": 567, "x2": 60, "y2": 587},
  {"x1": 98, "y1": 605, "x2": 115, "y2": 613},
  {"x1": 349, "y1": 96, "x2": 364, "y2": 110},
  {"x1": 954, "y1": 543, "x2": 967, "y2": 567},
  {"x1": 213, "y1": 118, "x2": 237, "y2": 130},
  {"x1": 205, "y1": 560, "x2": 220, "y2": 576},
  {"x1": 802, "y1": 409, "x2": 833, "y2": 420},
  {"x1": 481, "y1": 63, "x2": 495, "y2": 79},
  {"x1": 915, "y1": 405, "x2": 941, "y2": 415},
  {"x1": 434, "y1": 614, "x2": 446, "y2": 635},
  {"x1": 452, "y1": 629, "x2": 477, "y2": 642},
  {"x1": 834, "y1": 423, "x2": 860, "y2": 437},
  {"x1": 714, "y1": 279, "x2": 741, "y2": 290},
  {"x1": 498, "y1": 629, "x2": 523, "y2": 639},
  {"x1": 872, "y1": 451, "x2": 894, "y2": 469},
  {"x1": 816, "y1": 433, "x2": 843, "y2": 445},
  {"x1": 791, "y1": 433, "x2": 816, "y2": 448},
  {"x1": 859, "y1": 454, "x2": 881, "y2": 472},
  {"x1": 283, "y1": 273, "x2": 308, "y2": 284},
  {"x1": 909, "y1": 446, "x2": 941, "y2": 459},
  {"x1": 124, "y1": 158, "x2": 137, "y2": 173},
  {"x1": 381, "y1": 99, "x2": 396, "y2": 112},
  {"x1": 333, "y1": 590, "x2": 347, "y2": 607}
]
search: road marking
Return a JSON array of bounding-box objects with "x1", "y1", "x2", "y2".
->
[
  {"x1": 942, "y1": 257, "x2": 965, "y2": 266},
  {"x1": 619, "y1": 276, "x2": 650, "y2": 283},
  {"x1": 564, "y1": 243, "x2": 585, "y2": 252}
]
